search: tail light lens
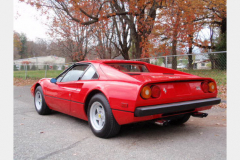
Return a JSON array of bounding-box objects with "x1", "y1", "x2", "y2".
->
[
  {"x1": 208, "y1": 82, "x2": 216, "y2": 93},
  {"x1": 201, "y1": 81, "x2": 216, "y2": 93},
  {"x1": 201, "y1": 81, "x2": 209, "y2": 93},
  {"x1": 151, "y1": 85, "x2": 160, "y2": 98},
  {"x1": 141, "y1": 86, "x2": 152, "y2": 99}
]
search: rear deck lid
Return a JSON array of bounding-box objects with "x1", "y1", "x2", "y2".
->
[{"x1": 128, "y1": 72, "x2": 207, "y2": 83}]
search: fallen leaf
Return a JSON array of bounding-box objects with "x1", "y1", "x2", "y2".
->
[{"x1": 14, "y1": 78, "x2": 39, "y2": 86}]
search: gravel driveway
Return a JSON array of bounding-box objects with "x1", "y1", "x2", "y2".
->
[{"x1": 14, "y1": 86, "x2": 226, "y2": 160}]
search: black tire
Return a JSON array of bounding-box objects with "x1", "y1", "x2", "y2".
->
[
  {"x1": 170, "y1": 114, "x2": 190, "y2": 125},
  {"x1": 87, "y1": 93, "x2": 121, "y2": 138},
  {"x1": 34, "y1": 86, "x2": 51, "y2": 115}
]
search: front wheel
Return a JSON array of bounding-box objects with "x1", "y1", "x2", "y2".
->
[
  {"x1": 87, "y1": 93, "x2": 120, "y2": 138},
  {"x1": 34, "y1": 86, "x2": 51, "y2": 115}
]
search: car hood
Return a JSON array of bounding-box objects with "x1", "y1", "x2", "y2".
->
[{"x1": 128, "y1": 72, "x2": 210, "y2": 83}]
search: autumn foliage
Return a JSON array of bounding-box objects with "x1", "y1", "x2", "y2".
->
[{"x1": 20, "y1": 0, "x2": 226, "y2": 67}]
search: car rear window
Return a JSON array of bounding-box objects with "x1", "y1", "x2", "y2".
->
[
  {"x1": 107, "y1": 63, "x2": 149, "y2": 72},
  {"x1": 81, "y1": 66, "x2": 98, "y2": 80}
]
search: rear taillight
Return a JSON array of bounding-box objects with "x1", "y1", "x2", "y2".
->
[
  {"x1": 201, "y1": 81, "x2": 209, "y2": 93},
  {"x1": 208, "y1": 82, "x2": 216, "y2": 93},
  {"x1": 141, "y1": 86, "x2": 152, "y2": 99},
  {"x1": 151, "y1": 85, "x2": 160, "y2": 98},
  {"x1": 201, "y1": 81, "x2": 216, "y2": 93}
]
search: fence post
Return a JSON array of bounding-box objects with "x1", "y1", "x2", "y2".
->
[
  {"x1": 45, "y1": 64, "x2": 47, "y2": 78},
  {"x1": 25, "y1": 64, "x2": 27, "y2": 79},
  {"x1": 165, "y1": 56, "x2": 168, "y2": 68}
]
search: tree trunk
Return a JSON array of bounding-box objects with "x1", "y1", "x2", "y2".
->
[
  {"x1": 188, "y1": 52, "x2": 193, "y2": 70},
  {"x1": 121, "y1": 46, "x2": 130, "y2": 60},
  {"x1": 171, "y1": 10, "x2": 180, "y2": 70},
  {"x1": 171, "y1": 38, "x2": 177, "y2": 70},
  {"x1": 132, "y1": 34, "x2": 142, "y2": 59},
  {"x1": 188, "y1": 56, "x2": 193, "y2": 70},
  {"x1": 210, "y1": 56, "x2": 215, "y2": 69},
  {"x1": 188, "y1": 36, "x2": 194, "y2": 70},
  {"x1": 221, "y1": 17, "x2": 226, "y2": 35}
]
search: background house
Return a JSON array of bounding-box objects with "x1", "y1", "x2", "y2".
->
[
  {"x1": 14, "y1": 56, "x2": 66, "y2": 70},
  {"x1": 194, "y1": 54, "x2": 211, "y2": 69}
]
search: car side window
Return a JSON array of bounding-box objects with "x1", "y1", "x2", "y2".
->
[
  {"x1": 56, "y1": 76, "x2": 63, "y2": 82},
  {"x1": 81, "y1": 66, "x2": 98, "y2": 80},
  {"x1": 57, "y1": 69, "x2": 69, "y2": 82},
  {"x1": 60, "y1": 65, "x2": 89, "y2": 82}
]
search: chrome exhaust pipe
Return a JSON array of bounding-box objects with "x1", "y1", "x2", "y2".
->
[{"x1": 155, "y1": 120, "x2": 170, "y2": 126}]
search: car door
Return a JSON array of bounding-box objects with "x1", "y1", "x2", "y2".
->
[
  {"x1": 44, "y1": 64, "x2": 89, "y2": 114},
  {"x1": 69, "y1": 65, "x2": 99, "y2": 119}
]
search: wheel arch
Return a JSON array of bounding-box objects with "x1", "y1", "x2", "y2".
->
[
  {"x1": 84, "y1": 89, "x2": 108, "y2": 117},
  {"x1": 35, "y1": 83, "x2": 41, "y2": 90},
  {"x1": 32, "y1": 83, "x2": 41, "y2": 95},
  {"x1": 34, "y1": 79, "x2": 48, "y2": 95}
]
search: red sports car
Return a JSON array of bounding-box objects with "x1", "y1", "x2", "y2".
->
[{"x1": 31, "y1": 60, "x2": 221, "y2": 138}]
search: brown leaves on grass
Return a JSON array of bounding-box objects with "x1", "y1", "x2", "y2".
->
[
  {"x1": 217, "y1": 85, "x2": 227, "y2": 100},
  {"x1": 214, "y1": 103, "x2": 227, "y2": 109},
  {"x1": 213, "y1": 85, "x2": 227, "y2": 108},
  {"x1": 14, "y1": 78, "x2": 39, "y2": 86}
]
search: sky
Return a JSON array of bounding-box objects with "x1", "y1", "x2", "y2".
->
[{"x1": 13, "y1": 0, "x2": 50, "y2": 41}]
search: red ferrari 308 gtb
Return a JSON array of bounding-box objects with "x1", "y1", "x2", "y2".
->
[{"x1": 31, "y1": 60, "x2": 221, "y2": 138}]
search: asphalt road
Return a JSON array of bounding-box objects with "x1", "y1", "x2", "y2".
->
[{"x1": 14, "y1": 86, "x2": 226, "y2": 160}]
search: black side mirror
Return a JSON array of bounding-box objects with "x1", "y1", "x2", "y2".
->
[{"x1": 50, "y1": 78, "x2": 57, "y2": 83}]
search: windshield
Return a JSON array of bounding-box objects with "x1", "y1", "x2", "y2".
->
[{"x1": 107, "y1": 63, "x2": 149, "y2": 72}]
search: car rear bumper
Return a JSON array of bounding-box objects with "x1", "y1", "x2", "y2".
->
[{"x1": 134, "y1": 98, "x2": 221, "y2": 117}]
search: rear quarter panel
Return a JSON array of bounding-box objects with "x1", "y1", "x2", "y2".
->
[{"x1": 73, "y1": 81, "x2": 141, "y2": 112}]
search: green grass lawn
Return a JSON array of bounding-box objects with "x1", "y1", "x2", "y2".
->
[
  {"x1": 14, "y1": 69, "x2": 226, "y2": 86},
  {"x1": 183, "y1": 69, "x2": 226, "y2": 86},
  {"x1": 14, "y1": 70, "x2": 64, "y2": 79}
]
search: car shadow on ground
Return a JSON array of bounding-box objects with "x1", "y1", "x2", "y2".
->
[
  {"x1": 117, "y1": 122, "x2": 197, "y2": 139},
  {"x1": 48, "y1": 110, "x2": 89, "y2": 126},
  {"x1": 48, "y1": 110, "x2": 199, "y2": 140}
]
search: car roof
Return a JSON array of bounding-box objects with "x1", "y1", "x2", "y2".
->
[{"x1": 76, "y1": 59, "x2": 147, "y2": 64}]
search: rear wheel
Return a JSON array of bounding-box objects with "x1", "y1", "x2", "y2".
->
[
  {"x1": 170, "y1": 114, "x2": 190, "y2": 125},
  {"x1": 34, "y1": 86, "x2": 51, "y2": 115},
  {"x1": 87, "y1": 93, "x2": 120, "y2": 138}
]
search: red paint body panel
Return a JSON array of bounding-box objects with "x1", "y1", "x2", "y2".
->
[
  {"x1": 135, "y1": 81, "x2": 217, "y2": 109},
  {"x1": 31, "y1": 60, "x2": 219, "y2": 125},
  {"x1": 112, "y1": 110, "x2": 163, "y2": 125},
  {"x1": 70, "y1": 102, "x2": 87, "y2": 120}
]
